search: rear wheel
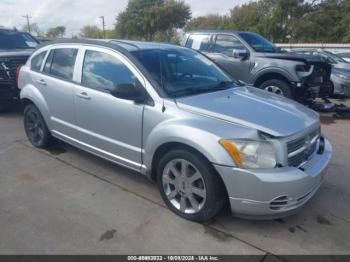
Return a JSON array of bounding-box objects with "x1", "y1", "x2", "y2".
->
[
  {"x1": 259, "y1": 79, "x2": 293, "y2": 98},
  {"x1": 23, "y1": 104, "x2": 52, "y2": 148},
  {"x1": 157, "y1": 148, "x2": 225, "y2": 222}
]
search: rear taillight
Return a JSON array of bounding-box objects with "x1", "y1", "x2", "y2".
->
[{"x1": 16, "y1": 65, "x2": 22, "y2": 88}]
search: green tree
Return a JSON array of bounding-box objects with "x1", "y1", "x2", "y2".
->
[
  {"x1": 184, "y1": 14, "x2": 231, "y2": 32},
  {"x1": 46, "y1": 26, "x2": 66, "y2": 38},
  {"x1": 116, "y1": 0, "x2": 191, "y2": 41},
  {"x1": 79, "y1": 25, "x2": 103, "y2": 38},
  {"x1": 184, "y1": 0, "x2": 349, "y2": 43}
]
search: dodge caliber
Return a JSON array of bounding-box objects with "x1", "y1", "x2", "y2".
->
[{"x1": 18, "y1": 40, "x2": 332, "y2": 221}]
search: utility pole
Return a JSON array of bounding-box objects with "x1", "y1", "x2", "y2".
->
[
  {"x1": 99, "y1": 16, "x2": 106, "y2": 39},
  {"x1": 22, "y1": 14, "x2": 32, "y2": 33}
]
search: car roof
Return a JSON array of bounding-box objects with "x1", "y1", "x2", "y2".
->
[
  {"x1": 37, "y1": 38, "x2": 186, "y2": 98},
  {"x1": 186, "y1": 30, "x2": 254, "y2": 35},
  {"x1": 39, "y1": 38, "x2": 183, "y2": 52},
  {"x1": 0, "y1": 28, "x2": 27, "y2": 34}
]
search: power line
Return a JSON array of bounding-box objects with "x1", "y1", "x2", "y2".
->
[
  {"x1": 99, "y1": 16, "x2": 106, "y2": 39},
  {"x1": 22, "y1": 14, "x2": 32, "y2": 33}
]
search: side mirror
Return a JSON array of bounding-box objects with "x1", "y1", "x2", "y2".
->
[
  {"x1": 110, "y1": 82, "x2": 146, "y2": 103},
  {"x1": 232, "y1": 49, "x2": 248, "y2": 60}
]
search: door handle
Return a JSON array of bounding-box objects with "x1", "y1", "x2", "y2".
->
[
  {"x1": 36, "y1": 79, "x2": 46, "y2": 85},
  {"x1": 76, "y1": 91, "x2": 91, "y2": 100}
]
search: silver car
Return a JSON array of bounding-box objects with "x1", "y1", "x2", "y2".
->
[{"x1": 18, "y1": 39, "x2": 332, "y2": 221}]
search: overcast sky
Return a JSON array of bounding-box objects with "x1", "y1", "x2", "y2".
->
[{"x1": 0, "y1": 0, "x2": 248, "y2": 36}]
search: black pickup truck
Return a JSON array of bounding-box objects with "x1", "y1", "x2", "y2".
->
[{"x1": 0, "y1": 29, "x2": 38, "y2": 112}]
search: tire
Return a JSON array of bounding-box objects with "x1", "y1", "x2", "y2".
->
[
  {"x1": 259, "y1": 79, "x2": 293, "y2": 98},
  {"x1": 23, "y1": 104, "x2": 52, "y2": 148},
  {"x1": 157, "y1": 148, "x2": 225, "y2": 222}
]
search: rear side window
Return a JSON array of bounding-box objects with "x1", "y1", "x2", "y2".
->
[
  {"x1": 82, "y1": 50, "x2": 135, "y2": 93},
  {"x1": 43, "y1": 48, "x2": 78, "y2": 81},
  {"x1": 185, "y1": 34, "x2": 210, "y2": 51},
  {"x1": 31, "y1": 51, "x2": 47, "y2": 71}
]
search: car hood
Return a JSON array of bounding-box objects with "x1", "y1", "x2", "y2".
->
[
  {"x1": 262, "y1": 52, "x2": 326, "y2": 64},
  {"x1": 176, "y1": 86, "x2": 319, "y2": 137},
  {"x1": 333, "y1": 62, "x2": 350, "y2": 71},
  {"x1": 0, "y1": 49, "x2": 34, "y2": 58}
]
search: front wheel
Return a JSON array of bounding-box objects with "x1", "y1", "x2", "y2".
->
[
  {"x1": 259, "y1": 79, "x2": 293, "y2": 98},
  {"x1": 157, "y1": 148, "x2": 225, "y2": 222}
]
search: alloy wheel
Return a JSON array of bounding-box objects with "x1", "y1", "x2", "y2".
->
[
  {"x1": 162, "y1": 159, "x2": 207, "y2": 214},
  {"x1": 24, "y1": 109, "x2": 45, "y2": 145},
  {"x1": 264, "y1": 85, "x2": 284, "y2": 96}
]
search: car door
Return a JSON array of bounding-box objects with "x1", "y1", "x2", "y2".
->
[
  {"x1": 73, "y1": 47, "x2": 145, "y2": 171},
  {"x1": 37, "y1": 46, "x2": 79, "y2": 138},
  {"x1": 209, "y1": 34, "x2": 251, "y2": 82}
]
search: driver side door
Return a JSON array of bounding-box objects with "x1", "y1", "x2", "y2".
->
[
  {"x1": 74, "y1": 47, "x2": 145, "y2": 171},
  {"x1": 209, "y1": 34, "x2": 251, "y2": 82}
]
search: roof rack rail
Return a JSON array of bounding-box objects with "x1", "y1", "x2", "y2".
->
[{"x1": 109, "y1": 40, "x2": 140, "y2": 50}]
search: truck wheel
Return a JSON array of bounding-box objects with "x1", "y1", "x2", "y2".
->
[
  {"x1": 23, "y1": 104, "x2": 52, "y2": 148},
  {"x1": 259, "y1": 79, "x2": 293, "y2": 98},
  {"x1": 157, "y1": 148, "x2": 225, "y2": 222}
]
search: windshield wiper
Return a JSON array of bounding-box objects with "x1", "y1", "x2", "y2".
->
[
  {"x1": 170, "y1": 81, "x2": 235, "y2": 97},
  {"x1": 170, "y1": 87, "x2": 207, "y2": 97}
]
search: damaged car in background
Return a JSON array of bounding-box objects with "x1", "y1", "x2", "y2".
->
[
  {"x1": 291, "y1": 49, "x2": 350, "y2": 97},
  {"x1": 182, "y1": 31, "x2": 332, "y2": 104}
]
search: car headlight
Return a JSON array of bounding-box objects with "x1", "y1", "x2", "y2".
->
[
  {"x1": 219, "y1": 139, "x2": 277, "y2": 169},
  {"x1": 335, "y1": 73, "x2": 350, "y2": 81},
  {"x1": 295, "y1": 64, "x2": 313, "y2": 78}
]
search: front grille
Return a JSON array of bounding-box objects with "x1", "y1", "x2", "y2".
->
[
  {"x1": 287, "y1": 128, "x2": 320, "y2": 167},
  {"x1": 0, "y1": 56, "x2": 28, "y2": 81}
]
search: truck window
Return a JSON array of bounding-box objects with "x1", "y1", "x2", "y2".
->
[
  {"x1": 186, "y1": 34, "x2": 210, "y2": 51},
  {"x1": 214, "y1": 35, "x2": 246, "y2": 56}
]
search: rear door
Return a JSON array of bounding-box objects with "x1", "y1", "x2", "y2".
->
[
  {"x1": 73, "y1": 46, "x2": 145, "y2": 171},
  {"x1": 34, "y1": 46, "x2": 78, "y2": 138}
]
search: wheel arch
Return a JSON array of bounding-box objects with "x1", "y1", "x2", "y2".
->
[
  {"x1": 20, "y1": 85, "x2": 51, "y2": 129},
  {"x1": 253, "y1": 72, "x2": 292, "y2": 88},
  {"x1": 149, "y1": 141, "x2": 229, "y2": 200}
]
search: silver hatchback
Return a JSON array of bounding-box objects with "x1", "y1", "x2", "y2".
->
[{"x1": 19, "y1": 39, "x2": 332, "y2": 221}]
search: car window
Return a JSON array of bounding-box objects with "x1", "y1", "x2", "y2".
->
[
  {"x1": 214, "y1": 35, "x2": 246, "y2": 56},
  {"x1": 132, "y1": 48, "x2": 234, "y2": 97},
  {"x1": 0, "y1": 31, "x2": 38, "y2": 49},
  {"x1": 82, "y1": 50, "x2": 135, "y2": 93},
  {"x1": 43, "y1": 48, "x2": 78, "y2": 80},
  {"x1": 31, "y1": 51, "x2": 47, "y2": 72},
  {"x1": 185, "y1": 34, "x2": 211, "y2": 51}
]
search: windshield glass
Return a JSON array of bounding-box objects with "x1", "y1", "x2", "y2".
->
[
  {"x1": 323, "y1": 50, "x2": 346, "y2": 63},
  {"x1": 0, "y1": 31, "x2": 38, "y2": 49},
  {"x1": 132, "y1": 48, "x2": 235, "y2": 97},
  {"x1": 238, "y1": 32, "x2": 278, "y2": 53}
]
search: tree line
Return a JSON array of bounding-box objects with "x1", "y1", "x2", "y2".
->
[{"x1": 20, "y1": 0, "x2": 350, "y2": 43}]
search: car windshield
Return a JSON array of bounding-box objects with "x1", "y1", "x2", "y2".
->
[
  {"x1": 323, "y1": 50, "x2": 347, "y2": 63},
  {"x1": 132, "y1": 48, "x2": 236, "y2": 98},
  {"x1": 0, "y1": 31, "x2": 38, "y2": 50},
  {"x1": 238, "y1": 32, "x2": 278, "y2": 53}
]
